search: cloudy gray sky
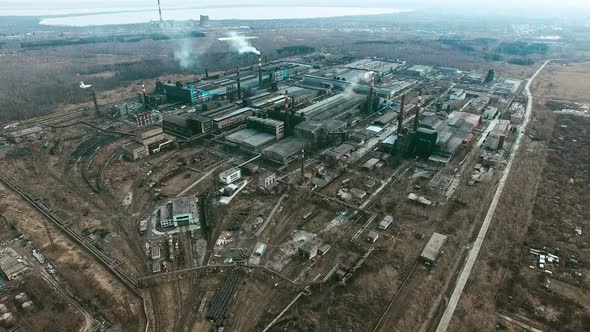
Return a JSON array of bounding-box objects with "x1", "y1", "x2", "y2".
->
[{"x1": 2, "y1": 0, "x2": 590, "y2": 18}]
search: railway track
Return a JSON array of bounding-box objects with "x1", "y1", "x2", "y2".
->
[{"x1": 0, "y1": 174, "x2": 151, "y2": 330}]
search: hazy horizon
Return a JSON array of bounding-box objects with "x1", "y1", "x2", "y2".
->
[{"x1": 1, "y1": 0, "x2": 590, "y2": 19}]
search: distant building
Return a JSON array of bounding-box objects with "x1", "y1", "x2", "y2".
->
[
  {"x1": 261, "y1": 138, "x2": 305, "y2": 164},
  {"x1": 135, "y1": 126, "x2": 164, "y2": 146},
  {"x1": 6, "y1": 126, "x2": 44, "y2": 143},
  {"x1": 484, "y1": 119, "x2": 511, "y2": 150},
  {"x1": 199, "y1": 15, "x2": 210, "y2": 27},
  {"x1": 159, "y1": 196, "x2": 199, "y2": 228},
  {"x1": 462, "y1": 73, "x2": 486, "y2": 85},
  {"x1": 420, "y1": 232, "x2": 448, "y2": 265},
  {"x1": 219, "y1": 168, "x2": 242, "y2": 185},
  {"x1": 449, "y1": 88, "x2": 466, "y2": 101},
  {"x1": 405, "y1": 65, "x2": 433, "y2": 77}
]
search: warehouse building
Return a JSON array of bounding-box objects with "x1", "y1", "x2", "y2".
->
[
  {"x1": 484, "y1": 119, "x2": 511, "y2": 150},
  {"x1": 163, "y1": 112, "x2": 214, "y2": 138},
  {"x1": 159, "y1": 196, "x2": 199, "y2": 228},
  {"x1": 122, "y1": 142, "x2": 149, "y2": 161},
  {"x1": 6, "y1": 126, "x2": 44, "y2": 143},
  {"x1": 225, "y1": 116, "x2": 285, "y2": 151},
  {"x1": 405, "y1": 65, "x2": 433, "y2": 77},
  {"x1": 156, "y1": 80, "x2": 197, "y2": 104},
  {"x1": 296, "y1": 94, "x2": 364, "y2": 121},
  {"x1": 420, "y1": 232, "x2": 448, "y2": 265},
  {"x1": 219, "y1": 168, "x2": 242, "y2": 185},
  {"x1": 0, "y1": 248, "x2": 28, "y2": 281},
  {"x1": 135, "y1": 126, "x2": 165, "y2": 146},
  {"x1": 261, "y1": 138, "x2": 305, "y2": 164},
  {"x1": 294, "y1": 119, "x2": 347, "y2": 148}
]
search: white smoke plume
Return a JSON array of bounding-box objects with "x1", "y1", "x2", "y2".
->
[
  {"x1": 224, "y1": 31, "x2": 260, "y2": 55},
  {"x1": 173, "y1": 37, "x2": 213, "y2": 70}
]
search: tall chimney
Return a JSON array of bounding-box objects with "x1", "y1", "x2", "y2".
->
[
  {"x1": 398, "y1": 94, "x2": 405, "y2": 135},
  {"x1": 91, "y1": 87, "x2": 99, "y2": 115},
  {"x1": 258, "y1": 54, "x2": 263, "y2": 89},
  {"x1": 284, "y1": 90, "x2": 289, "y2": 113},
  {"x1": 368, "y1": 72, "x2": 375, "y2": 113},
  {"x1": 413, "y1": 90, "x2": 422, "y2": 132},
  {"x1": 236, "y1": 65, "x2": 241, "y2": 100},
  {"x1": 157, "y1": 0, "x2": 163, "y2": 23},
  {"x1": 142, "y1": 83, "x2": 147, "y2": 109},
  {"x1": 301, "y1": 149, "x2": 305, "y2": 181}
]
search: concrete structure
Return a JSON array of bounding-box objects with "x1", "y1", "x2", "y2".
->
[
  {"x1": 199, "y1": 15, "x2": 210, "y2": 27},
  {"x1": 294, "y1": 119, "x2": 347, "y2": 148},
  {"x1": 362, "y1": 158, "x2": 380, "y2": 170},
  {"x1": 405, "y1": 65, "x2": 433, "y2": 77},
  {"x1": 261, "y1": 138, "x2": 305, "y2": 164},
  {"x1": 509, "y1": 102, "x2": 526, "y2": 125},
  {"x1": 297, "y1": 94, "x2": 364, "y2": 121},
  {"x1": 420, "y1": 232, "x2": 448, "y2": 264},
  {"x1": 209, "y1": 107, "x2": 255, "y2": 129},
  {"x1": 367, "y1": 231, "x2": 380, "y2": 243},
  {"x1": 298, "y1": 237, "x2": 323, "y2": 259},
  {"x1": 423, "y1": 111, "x2": 481, "y2": 164},
  {"x1": 163, "y1": 113, "x2": 214, "y2": 137},
  {"x1": 219, "y1": 168, "x2": 242, "y2": 185},
  {"x1": 159, "y1": 196, "x2": 199, "y2": 228},
  {"x1": 151, "y1": 246, "x2": 161, "y2": 260},
  {"x1": 258, "y1": 171, "x2": 277, "y2": 189},
  {"x1": 449, "y1": 88, "x2": 466, "y2": 101},
  {"x1": 156, "y1": 81, "x2": 196, "y2": 104},
  {"x1": 135, "y1": 126, "x2": 164, "y2": 146},
  {"x1": 226, "y1": 129, "x2": 276, "y2": 151},
  {"x1": 492, "y1": 79, "x2": 521, "y2": 96},
  {"x1": 246, "y1": 116, "x2": 285, "y2": 140},
  {"x1": 345, "y1": 59, "x2": 404, "y2": 75},
  {"x1": 0, "y1": 248, "x2": 27, "y2": 280},
  {"x1": 6, "y1": 126, "x2": 44, "y2": 143},
  {"x1": 325, "y1": 143, "x2": 356, "y2": 162},
  {"x1": 122, "y1": 142, "x2": 149, "y2": 161},
  {"x1": 484, "y1": 119, "x2": 510, "y2": 150},
  {"x1": 378, "y1": 215, "x2": 394, "y2": 230},
  {"x1": 463, "y1": 73, "x2": 486, "y2": 84}
]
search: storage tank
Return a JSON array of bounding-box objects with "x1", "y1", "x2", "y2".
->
[
  {"x1": 15, "y1": 292, "x2": 28, "y2": 304},
  {"x1": 0, "y1": 312, "x2": 15, "y2": 327},
  {"x1": 21, "y1": 301, "x2": 35, "y2": 312}
]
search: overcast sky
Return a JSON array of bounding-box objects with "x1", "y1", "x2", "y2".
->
[{"x1": 2, "y1": 0, "x2": 590, "y2": 18}]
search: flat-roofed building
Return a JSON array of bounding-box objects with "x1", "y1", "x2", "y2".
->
[
  {"x1": 0, "y1": 248, "x2": 27, "y2": 280},
  {"x1": 246, "y1": 116, "x2": 285, "y2": 140},
  {"x1": 122, "y1": 142, "x2": 149, "y2": 161},
  {"x1": 6, "y1": 126, "x2": 44, "y2": 143},
  {"x1": 405, "y1": 65, "x2": 433, "y2": 77},
  {"x1": 135, "y1": 126, "x2": 165, "y2": 146},
  {"x1": 159, "y1": 196, "x2": 199, "y2": 228},
  {"x1": 219, "y1": 168, "x2": 242, "y2": 185},
  {"x1": 420, "y1": 232, "x2": 448, "y2": 265},
  {"x1": 262, "y1": 138, "x2": 305, "y2": 164}
]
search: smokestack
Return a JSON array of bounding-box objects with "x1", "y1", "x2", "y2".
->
[
  {"x1": 91, "y1": 87, "x2": 99, "y2": 115},
  {"x1": 258, "y1": 54, "x2": 263, "y2": 89},
  {"x1": 236, "y1": 65, "x2": 241, "y2": 100},
  {"x1": 398, "y1": 94, "x2": 405, "y2": 135},
  {"x1": 284, "y1": 90, "x2": 289, "y2": 113},
  {"x1": 142, "y1": 83, "x2": 148, "y2": 109},
  {"x1": 413, "y1": 90, "x2": 422, "y2": 132},
  {"x1": 368, "y1": 72, "x2": 375, "y2": 113},
  {"x1": 301, "y1": 149, "x2": 305, "y2": 181},
  {"x1": 157, "y1": 0, "x2": 163, "y2": 23}
]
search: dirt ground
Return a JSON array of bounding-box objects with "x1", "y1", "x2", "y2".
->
[
  {"x1": 448, "y1": 61, "x2": 590, "y2": 332},
  {"x1": 532, "y1": 61, "x2": 590, "y2": 104}
]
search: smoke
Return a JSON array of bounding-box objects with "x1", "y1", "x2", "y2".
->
[
  {"x1": 224, "y1": 31, "x2": 260, "y2": 55},
  {"x1": 343, "y1": 71, "x2": 375, "y2": 95},
  {"x1": 173, "y1": 37, "x2": 213, "y2": 70}
]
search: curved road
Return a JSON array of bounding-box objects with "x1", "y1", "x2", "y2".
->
[{"x1": 435, "y1": 60, "x2": 552, "y2": 332}]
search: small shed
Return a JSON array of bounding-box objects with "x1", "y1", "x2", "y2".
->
[
  {"x1": 367, "y1": 231, "x2": 379, "y2": 243},
  {"x1": 378, "y1": 215, "x2": 394, "y2": 230}
]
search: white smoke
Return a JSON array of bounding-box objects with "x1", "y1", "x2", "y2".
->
[
  {"x1": 224, "y1": 31, "x2": 260, "y2": 55},
  {"x1": 174, "y1": 39, "x2": 195, "y2": 69},
  {"x1": 343, "y1": 71, "x2": 375, "y2": 95}
]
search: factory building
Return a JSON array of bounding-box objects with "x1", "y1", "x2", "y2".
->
[
  {"x1": 219, "y1": 168, "x2": 242, "y2": 185},
  {"x1": 420, "y1": 232, "x2": 448, "y2": 265},
  {"x1": 297, "y1": 94, "x2": 364, "y2": 121},
  {"x1": 261, "y1": 138, "x2": 305, "y2": 164},
  {"x1": 135, "y1": 126, "x2": 165, "y2": 146},
  {"x1": 163, "y1": 113, "x2": 214, "y2": 137},
  {"x1": 159, "y1": 196, "x2": 199, "y2": 228},
  {"x1": 208, "y1": 107, "x2": 255, "y2": 129},
  {"x1": 344, "y1": 59, "x2": 405, "y2": 75},
  {"x1": 156, "y1": 80, "x2": 197, "y2": 104},
  {"x1": 405, "y1": 65, "x2": 433, "y2": 77},
  {"x1": 5, "y1": 126, "x2": 44, "y2": 143},
  {"x1": 246, "y1": 116, "x2": 285, "y2": 140},
  {"x1": 294, "y1": 119, "x2": 347, "y2": 148},
  {"x1": 449, "y1": 88, "x2": 466, "y2": 101},
  {"x1": 437, "y1": 67, "x2": 462, "y2": 76},
  {"x1": 492, "y1": 79, "x2": 522, "y2": 96},
  {"x1": 0, "y1": 248, "x2": 28, "y2": 281},
  {"x1": 484, "y1": 119, "x2": 511, "y2": 150},
  {"x1": 419, "y1": 111, "x2": 482, "y2": 164},
  {"x1": 462, "y1": 73, "x2": 486, "y2": 85},
  {"x1": 302, "y1": 74, "x2": 401, "y2": 99},
  {"x1": 122, "y1": 142, "x2": 149, "y2": 161}
]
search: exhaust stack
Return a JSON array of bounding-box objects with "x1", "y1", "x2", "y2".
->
[
  {"x1": 368, "y1": 72, "x2": 375, "y2": 113},
  {"x1": 157, "y1": 0, "x2": 163, "y2": 23},
  {"x1": 258, "y1": 54, "x2": 263, "y2": 88},
  {"x1": 236, "y1": 65, "x2": 241, "y2": 100},
  {"x1": 284, "y1": 90, "x2": 289, "y2": 113},
  {"x1": 398, "y1": 94, "x2": 405, "y2": 135},
  {"x1": 413, "y1": 90, "x2": 422, "y2": 132}
]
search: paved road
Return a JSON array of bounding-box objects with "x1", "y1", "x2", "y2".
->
[{"x1": 435, "y1": 60, "x2": 552, "y2": 332}]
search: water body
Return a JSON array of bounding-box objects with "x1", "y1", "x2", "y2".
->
[{"x1": 35, "y1": 7, "x2": 412, "y2": 27}]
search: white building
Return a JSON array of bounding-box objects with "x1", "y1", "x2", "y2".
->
[{"x1": 219, "y1": 168, "x2": 242, "y2": 185}]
